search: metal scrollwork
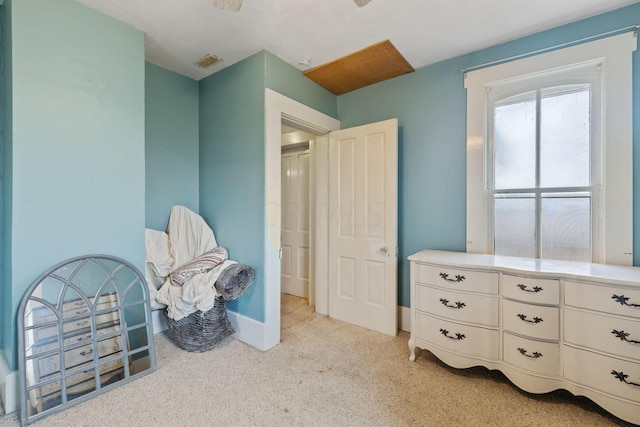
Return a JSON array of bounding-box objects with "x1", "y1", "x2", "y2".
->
[
  {"x1": 439, "y1": 328, "x2": 465, "y2": 341},
  {"x1": 612, "y1": 329, "x2": 640, "y2": 345},
  {"x1": 611, "y1": 370, "x2": 640, "y2": 388},
  {"x1": 517, "y1": 284, "x2": 543, "y2": 293},
  {"x1": 517, "y1": 347, "x2": 543, "y2": 359},
  {"x1": 439, "y1": 273, "x2": 466, "y2": 283},
  {"x1": 612, "y1": 294, "x2": 640, "y2": 308},
  {"x1": 439, "y1": 298, "x2": 466, "y2": 309},
  {"x1": 517, "y1": 314, "x2": 543, "y2": 324}
]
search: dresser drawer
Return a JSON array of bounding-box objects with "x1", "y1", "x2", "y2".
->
[
  {"x1": 415, "y1": 312, "x2": 499, "y2": 360},
  {"x1": 503, "y1": 274, "x2": 559, "y2": 305},
  {"x1": 414, "y1": 285, "x2": 499, "y2": 326},
  {"x1": 414, "y1": 263, "x2": 498, "y2": 295},
  {"x1": 565, "y1": 281, "x2": 640, "y2": 318},
  {"x1": 565, "y1": 346, "x2": 640, "y2": 403},
  {"x1": 503, "y1": 332, "x2": 559, "y2": 375},
  {"x1": 565, "y1": 308, "x2": 640, "y2": 360},
  {"x1": 503, "y1": 299, "x2": 559, "y2": 340}
]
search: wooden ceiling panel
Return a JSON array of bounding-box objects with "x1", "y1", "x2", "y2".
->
[{"x1": 303, "y1": 40, "x2": 414, "y2": 95}]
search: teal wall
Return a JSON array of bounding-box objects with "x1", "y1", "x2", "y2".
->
[
  {"x1": 198, "y1": 51, "x2": 337, "y2": 322},
  {"x1": 145, "y1": 62, "x2": 199, "y2": 231},
  {"x1": 3, "y1": 0, "x2": 145, "y2": 369},
  {"x1": 199, "y1": 52, "x2": 267, "y2": 321},
  {"x1": 0, "y1": 1, "x2": 11, "y2": 352},
  {"x1": 0, "y1": 0, "x2": 636, "y2": 369},
  {"x1": 337, "y1": 3, "x2": 640, "y2": 307},
  {"x1": 264, "y1": 51, "x2": 337, "y2": 118}
]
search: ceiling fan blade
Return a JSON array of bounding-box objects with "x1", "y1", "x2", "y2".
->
[
  {"x1": 213, "y1": 0, "x2": 243, "y2": 11},
  {"x1": 353, "y1": 0, "x2": 373, "y2": 6}
]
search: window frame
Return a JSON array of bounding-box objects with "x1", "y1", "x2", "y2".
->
[
  {"x1": 487, "y1": 66, "x2": 601, "y2": 261},
  {"x1": 465, "y1": 32, "x2": 636, "y2": 265}
]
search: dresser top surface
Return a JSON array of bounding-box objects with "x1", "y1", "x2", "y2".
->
[{"x1": 409, "y1": 250, "x2": 640, "y2": 287}]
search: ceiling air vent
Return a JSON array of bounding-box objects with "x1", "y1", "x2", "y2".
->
[{"x1": 194, "y1": 53, "x2": 223, "y2": 68}]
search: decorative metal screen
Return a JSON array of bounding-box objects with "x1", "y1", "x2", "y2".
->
[{"x1": 18, "y1": 255, "x2": 156, "y2": 426}]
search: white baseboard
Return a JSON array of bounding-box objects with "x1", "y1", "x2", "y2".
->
[
  {"x1": 151, "y1": 309, "x2": 168, "y2": 334},
  {"x1": 0, "y1": 350, "x2": 19, "y2": 414},
  {"x1": 153, "y1": 308, "x2": 267, "y2": 351},
  {"x1": 398, "y1": 305, "x2": 410, "y2": 333},
  {"x1": 227, "y1": 310, "x2": 268, "y2": 351}
]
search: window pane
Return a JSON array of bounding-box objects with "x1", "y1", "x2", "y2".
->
[
  {"x1": 494, "y1": 195, "x2": 535, "y2": 258},
  {"x1": 540, "y1": 86, "x2": 590, "y2": 188},
  {"x1": 494, "y1": 93, "x2": 536, "y2": 189},
  {"x1": 541, "y1": 195, "x2": 590, "y2": 262}
]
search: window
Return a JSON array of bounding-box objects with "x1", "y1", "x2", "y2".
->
[
  {"x1": 489, "y1": 71, "x2": 598, "y2": 262},
  {"x1": 465, "y1": 32, "x2": 636, "y2": 265}
]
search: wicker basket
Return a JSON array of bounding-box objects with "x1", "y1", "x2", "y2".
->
[{"x1": 163, "y1": 296, "x2": 233, "y2": 352}]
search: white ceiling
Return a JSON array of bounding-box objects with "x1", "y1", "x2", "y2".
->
[{"x1": 78, "y1": 0, "x2": 639, "y2": 81}]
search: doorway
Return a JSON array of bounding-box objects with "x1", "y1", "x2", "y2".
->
[
  {"x1": 265, "y1": 90, "x2": 398, "y2": 349},
  {"x1": 264, "y1": 89, "x2": 340, "y2": 350},
  {"x1": 280, "y1": 125, "x2": 314, "y2": 300}
]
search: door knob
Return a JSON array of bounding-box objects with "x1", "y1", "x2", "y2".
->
[{"x1": 379, "y1": 247, "x2": 388, "y2": 255}]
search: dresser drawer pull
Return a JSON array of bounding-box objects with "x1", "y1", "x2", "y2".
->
[
  {"x1": 517, "y1": 347, "x2": 543, "y2": 359},
  {"x1": 79, "y1": 349, "x2": 93, "y2": 357},
  {"x1": 611, "y1": 370, "x2": 640, "y2": 388},
  {"x1": 611, "y1": 329, "x2": 640, "y2": 345},
  {"x1": 439, "y1": 328, "x2": 465, "y2": 341},
  {"x1": 438, "y1": 272, "x2": 466, "y2": 283},
  {"x1": 517, "y1": 314, "x2": 543, "y2": 324},
  {"x1": 439, "y1": 298, "x2": 466, "y2": 309},
  {"x1": 517, "y1": 284, "x2": 543, "y2": 293},
  {"x1": 611, "y1": 294, "x2": 640, "y2": 308}
]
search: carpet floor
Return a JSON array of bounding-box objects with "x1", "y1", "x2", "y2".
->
[{"x1": 0, "y1": 294, "x2": 635, "y2": 426}]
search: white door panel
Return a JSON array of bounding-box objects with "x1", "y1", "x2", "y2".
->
[
  {"x1": 281, "y1": 148, "x2": 310, "y2": 298},
  {"x1": 329, "y1": 119, "x2": 398, "y2": 336}
]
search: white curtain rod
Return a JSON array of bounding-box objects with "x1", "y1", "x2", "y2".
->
[{"x1": 462, "y1": 24, "x2": 639, "y2": 75}]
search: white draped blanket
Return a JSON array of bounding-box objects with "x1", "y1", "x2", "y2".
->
[{"x1": 145, "y1": 205, "x2": 236, "y2": 320}]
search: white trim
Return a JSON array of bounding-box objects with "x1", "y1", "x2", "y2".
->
[
  {"x1": 0, "y1": 351, "x2": 19, "y2": 414},
  {"x1": 227, "y1": 310, "x2": 268, "y2": 351},
  {"x1": 313, "y1": 135, "x2": 330, "y2": 315},
  {"x1": 152, "y1": 308, "x2": 265, "y2": 350},
  {"x1": 265, "y1": 89, "x2": 340, "y2": 347},
  {"x1": 398, "y1": 305, "x2": 411, "y2": 333},
  {"x1": 151, "y1": 309, "x2": 168, "y2": 334},
  {"x1": 465, "y1": 32, "x2": 636, "y2": 265}
]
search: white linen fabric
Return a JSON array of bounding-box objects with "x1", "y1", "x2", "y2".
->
[
  {"x1": 170, "y1": 246, "x2": 228, "y2": 286},
  {"x1": 144, "y1": 229, "x2": 174, "y2": 310},
  {"x1": 158, "y1": 259, "x2": 236, "y2": 320},
  {"x1": 146, "y1": 205, "x2": 235, "y2": 320},
  {"x1": 165, "y1": 205, "x2": 218, "y2": 268}
]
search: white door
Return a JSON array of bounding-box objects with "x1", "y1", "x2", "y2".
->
[
  {"x1": 328, "y1": 118, "x2": 398, "y2": 336},
  {"x1": 281, "y1": 147, "x2": 310, "y2": 298}
]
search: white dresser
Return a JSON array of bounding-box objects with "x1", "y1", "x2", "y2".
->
[{"x1": 408, "y1": 250, "x2": 640, "y2": 425}]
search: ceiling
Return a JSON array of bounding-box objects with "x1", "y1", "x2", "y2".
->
[{"x1": 77, "y1": 0, "x2": 639, "y2": 82}]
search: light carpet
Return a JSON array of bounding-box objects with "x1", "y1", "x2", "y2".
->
[{"x1": 0, "y1": 294, "x2": 634, "y2": 426}]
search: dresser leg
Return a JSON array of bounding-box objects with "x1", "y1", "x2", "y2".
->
[{"x1": 408, "y1": 335, "x2": 416, "y2": 361}]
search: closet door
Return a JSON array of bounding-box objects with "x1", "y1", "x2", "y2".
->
[{"x1": 281, "y1": 147, "x2": 310, "y2": 298}]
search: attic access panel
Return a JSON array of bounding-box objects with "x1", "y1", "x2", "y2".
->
[{"x1": 303, "y1": 40, "x2": 414, "y2": 95}]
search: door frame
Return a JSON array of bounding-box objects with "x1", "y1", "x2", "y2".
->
[{"x1": 264, "y1": 89, "x2": 340, "y2": 349}]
